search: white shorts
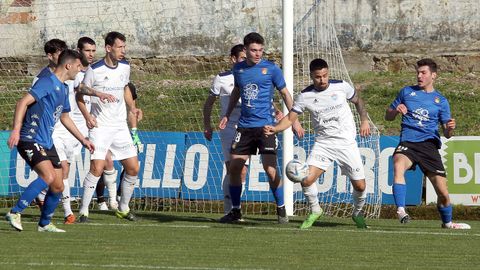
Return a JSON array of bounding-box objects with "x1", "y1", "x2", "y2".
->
[
  {"x1": 307, "y1": 142, "x2": 365, "y2": 180},
  {"x1": 219, "y1": 125, "x2": 236, "y2": 162},
  {"x1": 89, "y1": 125, "x2": 137, "y2": 161},
  {"x1": 53, "y1": 132, "x2": 82, "y2": 163}
]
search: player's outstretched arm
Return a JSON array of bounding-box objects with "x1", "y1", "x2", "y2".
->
[
  {"x1": 60, "y1": 112, "x2": 94, "y2": 153},
  {"x1": 350, "y1": 92, "x2": 371, "y2": 136},
  {"x1": 278, "y1": 87, "x2": 305, "y2": 139},
  {"x1": 264, "y1": 111, "x2": 298, "y2": 135},
  {"x1": 7, "y1": 93, "x2": 36, "y2": 149},
  {"x1": 219, "y1": 86, "x2": 240, "y2": 130},
  {"x1": 203, "y1": 95, "x2": 216, "y2": 141}
]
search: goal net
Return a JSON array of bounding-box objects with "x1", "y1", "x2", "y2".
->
[{"x1": 0, "y1": 0, "x2": 381, "y2": 218}]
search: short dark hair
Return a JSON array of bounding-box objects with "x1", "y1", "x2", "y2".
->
[
  {"x1": 105, "y1": 31, "x2": 126, "y2": 46},
  {"x1": 309, "y1": 58, "x2": 329, "y2": 72},
  {"x1": 230, "y1": 44, "x2": 244, "y2": 58},
  {"x1": 417, "y1": 58, "x2": 437, "y2": 73},
  {"x1": 57, "y1": 49, "x2": 84, "y2": 66},
  {"x1": 77, "y1": 36, "x2": 96, "y2": 50},
  {"x1": 243, "y1": 32, "x2": 264, "y2": 47},
  {"x1": 44, "y1": 39, "x2": 68, "y2": 55}
]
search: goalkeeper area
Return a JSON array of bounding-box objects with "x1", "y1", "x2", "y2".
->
[
  {"x1": 1, "y1": 208, "x2": 479, "y2": 269},
  {"x1": 0, "y1": 0, "x2": 382, "y2": 218}
]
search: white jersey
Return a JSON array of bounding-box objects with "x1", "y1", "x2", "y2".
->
[
  {"x1": 83, "y1": 59, "x2": 130, "y2": 128},
  {"x1": 52, "y1": 71, "x2": 91, "y2": 136},
  {"x1": 292, "y1": 80, "x2": 357, "y2": 147},
  {"x1": 210, "y1": 71, "x2": 241, "y2": 128}
]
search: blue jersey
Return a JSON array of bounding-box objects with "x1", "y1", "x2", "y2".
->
[
  {"x1": 233, "y1": 59, "x2": 286, "y2": 128},
  {"x1": 32, "y1": 66, "x2": 53, "y2": 86},
  {"x1": 20, "y1": 73, "x2": 71, "y2": 148},
  {"x1": 390, "y1": 85, "x2": 451, "y2": 147}
]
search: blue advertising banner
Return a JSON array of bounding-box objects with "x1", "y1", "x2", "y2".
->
[{"x1": 0, "y1": 131, "x2": 423, "y2": 205}]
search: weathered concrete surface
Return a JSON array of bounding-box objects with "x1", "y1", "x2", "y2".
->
[{"x1": 0, "y1": 0, "x2": 479, "y2": 72}]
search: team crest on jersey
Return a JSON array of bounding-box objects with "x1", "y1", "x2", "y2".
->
[
  {"x1": 55, "y1": 86, "x2": 60, "y2": 91},
  {"x1": 330, "y1": 93, "x2": 338, "y2": 101},
  {"x1": 410, "y1": 92, "x2": 416, "y2": 96},
  {"x1": 261, "y1": 68, "x2": 268, "y2": 75},
  {"x1": 434, "y1": 97, "x2": 440, "y2": 103}
]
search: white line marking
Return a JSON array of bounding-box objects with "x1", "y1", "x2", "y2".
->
[{"x1": 0, "y1": 262, "x2": 267, "y2": 270}]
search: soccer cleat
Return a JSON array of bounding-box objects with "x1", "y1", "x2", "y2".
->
[
  {"x1": 64, "y1": 214, "x2": 76, "y2": 224},
  {"x1": 352, "y1": 212, "x2": 369, "y2": 229},
  {"x1": 219, "y1": 208, "x2": 243, "y2": 223},
  {"x1": 442, "y1": 222, "x2": 471, "y2": 230},
  {"x1": 300, "y1": 210, "x2": 323, "y2": 229},
  {"x1": 98, "y1": 202, "x2": 109, "y2": 211},
  {"x1": 78, "y1": 214, "x2": 89, "y2": 223},
  {"x1": 115, "y1": 210, "x2": 138, "y2": 221},
  {"x1": 5, "y1": 211, "x2": 23, "y2": 231},
  {"x1": 109, "y1": 199, "x2": 119, "y2": 211},
  {"x1": 38, "y1": 223, "x2": 66, "y2": 233},
  {"x1": 397, "y1": 211, "x2": 410, "y2": 224},
  {"x1": 277, "y1": 206, "x2": 289, "y2": 224}
]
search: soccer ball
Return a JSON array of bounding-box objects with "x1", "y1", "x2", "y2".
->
[{"x1": 285, "y1": 159, "x2": 309, "y2": 183}]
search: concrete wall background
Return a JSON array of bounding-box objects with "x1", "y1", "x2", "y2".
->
[{"x1": 0, "y1": 0, "x2": 479, "y2": 72}]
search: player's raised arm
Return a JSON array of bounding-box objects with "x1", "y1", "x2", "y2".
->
[
  {"x1": 278, "y1": 87, "x2": 305, "y2": 139},
  {"x1": 203, "y1": 95, "x2": 216, "y2": 140},
  {"x1": 349, "y1": 90, "x2": 371, "y2": 137},
  {"x1": 219, "y1": 86, "x2": 240, "y2": 130},
  {"x1": 7, "y1": 93, "x2": 36, "y2": 149}
]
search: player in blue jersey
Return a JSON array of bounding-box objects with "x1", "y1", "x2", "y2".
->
[
  {"x1": 385, "y1": 58, "x2": 470, "y2": 230},
  {"x1": 5, "y1": 49, "x2": 95, "y2": 232},
  {"x1": 218, "y1": 32, "x2": 304, "y2": 223}
]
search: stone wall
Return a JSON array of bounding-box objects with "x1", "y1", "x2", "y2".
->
[{"x1": 1, "y1": 0, "x2": 479, "y2": 73}]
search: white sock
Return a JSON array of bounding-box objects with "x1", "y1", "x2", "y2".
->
[
  {"x1": 222, "y1": 174, "x2": 232, "y2": 215},
  {"x1": 103, "y1": 169, "x2": 118, "y2": 205},
  {"x1": 62, "y1": 179, "x2": 73, "y2": 217},
  {"x1": 397, "y1": 206, "x2": 406, "y2": 214},
  {"x1": 302, "y1": 184, "x2": 321, "y2": 214},
  {"x1": 119, "y1": 173, "x2": 137, "y2": 213},
  {"x1": 352, "y1": 189, "x2": 366, "y2": 216},
  {"x1": 79, "y1": 172, "x2": 100, "y2": 216}
]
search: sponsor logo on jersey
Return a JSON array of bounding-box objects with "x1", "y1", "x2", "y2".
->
[
  {"x1": 412, "y1": 108, "x2": 430, "y2": 127},
  {"x1": 55, "y1": 86, "x2": 60, "y2": 91},
  {"x1": 243, "y1": 83, "x2": 259, "y2": 108},
  {"x1": 261, "y1": 68, "x2": 268, "y2": 75}
]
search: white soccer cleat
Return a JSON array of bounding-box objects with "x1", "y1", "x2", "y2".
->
[
  {"x1": 98, "y1": 202, "x2": 109, "y2": 211},
  {"x1": 109, "y1": 199, "x2": 119, "y2": 211},
  {"x1": 442, "y1": 222, "x2": 471, "y2": 230},
  {"x1": 38, "y1": 223, "x2": 66, "y2": 233},
  {"x1": 5, "y1": 211, "x2": 23, "y2": 231},
  {"x1": 397, "y1": 210, "x2": 410, "y2": 224}
]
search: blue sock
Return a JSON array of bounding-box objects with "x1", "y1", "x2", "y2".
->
[
  {"x1": 392, "y1": 183, "x2": 407, "y2": 208},
  {"x1": 39, "y1": 190, "x2": 62, "y2": 227},
  {"x1": 271, "y1": 186, "x2": 284, "y2": 207},
  {"x1": 229, "y1": 185, "x2": 242, "y2": 208},
  {"x1": 438, "y1": 204, "x2": 453, "y2": 224},
  {"x1": 11, "y1": 177, "x2": 48, "y2": 213}
]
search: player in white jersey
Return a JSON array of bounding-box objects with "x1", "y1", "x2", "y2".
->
[
  {"x1": 264, "y1": 58, "x2": 371, "y2": 229},
  {"x1": 203, "y1": 44, "x2": 248, "y2": 214},
  {"x1": 76, "y1": 31, "x2": 141, "y2": 222}
]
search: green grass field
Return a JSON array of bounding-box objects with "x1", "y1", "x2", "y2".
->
[{"x1": 1, "y1": 208, "x2": 479, "y2": 270}]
